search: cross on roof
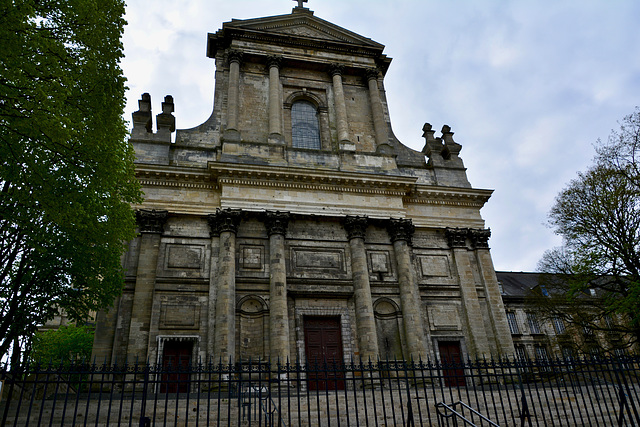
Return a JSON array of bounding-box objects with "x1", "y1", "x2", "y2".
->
[{"x1": 294, "y1": 0, "x2": 308, "y2": 8}]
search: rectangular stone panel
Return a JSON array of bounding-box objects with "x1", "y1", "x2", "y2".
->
[
  {"x1": 159, "y1": 303, "x2": 200, "y2": 330},
  {"x1": 428, "y1": 306, "x2": 461, "y2": 331},
  {"x1": 419, "y1": 255, "x2": 451, "y2": 278},
  {"x1": 368, "y1": 251, "x2": 390, "y2": 273},
  {"x1": 166, "y1": 244, "x2": 204, "y2": 270},
  {"x1": 240, "y1": 245, "x2": 264, "y2": 270},
  {"x1": 294, "y1": 248, "x2": 344, "y2": 270}
]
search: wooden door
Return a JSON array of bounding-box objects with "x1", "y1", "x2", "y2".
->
[
  {"x1": 304, "y1": 316, "x2": 344, "y2": 390},
  {"x1": 160, "y1": 340, "x2": 192, "y2": 393},
  {"x1": 438, "y1": 341, "x2": 465, "y2": 387}
]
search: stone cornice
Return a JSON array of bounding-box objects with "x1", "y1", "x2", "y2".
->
[
  {"x1": 209, "y1": 162, "x2": 416, "y2": 195},
  {"x1": 406, "y1": 185, "x2": 493, "y2": 208},
  {"x1": 135, "y1": 166, "x2": 216, "y2": 190}
]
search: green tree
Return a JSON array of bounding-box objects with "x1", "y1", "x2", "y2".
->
[
  {"x1": 535, "y1": 109, "x2": 640, "y2": 351},
  {"x1": 29, "y1": 324, "x2": 94, "y2": 365},
  {"x1": 0, "y1": 0, "x2": 140, "y2": 366}
]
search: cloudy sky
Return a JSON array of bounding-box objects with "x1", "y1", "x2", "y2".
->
[{"x1": 121, "y1": 0, "x2": 640, "y2": 272}]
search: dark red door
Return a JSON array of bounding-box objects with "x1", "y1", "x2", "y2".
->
[
  {"x1": 304, "y1": 316, "x2": 344, "y2": 390},
  {"x1": 161, "y1": 340, "x2": 192, "y2": 393},
  {"x1": 438, "y1": 341, "x2": 465, "y2": 387}
]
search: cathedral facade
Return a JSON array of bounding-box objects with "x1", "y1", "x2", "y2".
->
[{"x1": 92, "y1": 4, "x2": 515, "y2": 366}]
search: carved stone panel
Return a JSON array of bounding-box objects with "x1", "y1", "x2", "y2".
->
[
  {"x1": 418, "y1": 255, "x2": 451, "y2": 278},
  {"x1": 289, "y1": 246, "x2": 348, "y2": 279},
  {"x1": 240, "y1": 245, "x2": 264, "y2": 270},
  {"x1": 167, "y1": 245, "x2": 203, "y2": 269},
  {"x1": 160, "y1": 303, "x2": 200, "y2": 330},
  {"x1": 158, "y1": 240, "x2": 209, "y2": 279},
  {"x1": 428, "y1": 306, "x2": 461, "y2": 331},
  {"x1": 367, "y1": 250, "x2": 394, "y2": 282}
]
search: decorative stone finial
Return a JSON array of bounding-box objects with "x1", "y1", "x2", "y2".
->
[
  {"x1": 441, "y1": 125, "x2": 462, "y2": 158},
  {"x1": 132, "y1": 93, "x2": 152, "y2": 132},
  {"x1": 136, "y1": 209, "x2": 168, "y2": 234},
  {"x1": 264, "y1": 211, "x2": 290, "y2": 236},
  {"x1": 344, "y1": 216, "x2": 368, "y2": 240},
  {"x1": 387, "y1": 218, "x2": 415, "y2": 245},
  {"x1": 156, "y1": 95, "x2": 175, "y2": 133},
  {"x1": 293, "y1": 0, "x2": 308, "y2": 8},
  {"x1": 208, "y1": 209, "x2": 242, "y2": 237}
]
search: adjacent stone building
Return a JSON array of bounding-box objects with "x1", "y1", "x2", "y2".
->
[{"x1": 92, "y1": 4, "x2": 515, "y2": 367}]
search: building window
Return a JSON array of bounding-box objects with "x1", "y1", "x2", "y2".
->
[
  {"x1": 515, "y1": 346, "x2": 528, "y2": 361},
  {"x1": 291, "y1": 100, "x2": 321, "y2": 149},
  {"x1": 535, "y1": 346, "x2": 549, "y2": 361},
  {"x1": 561, "y1": 346, "x2": 573, "y2": 360},
  {"x1": 507, "y1": 312, "x2": 520, "y2": 335},
  {"x1": 553, "y1": 316, "x2": 565, "y2": 334},
  {"x1": 527, "y1": 312, "x2": 541, "y2": 334}
]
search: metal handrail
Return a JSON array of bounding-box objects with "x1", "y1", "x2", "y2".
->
[{"x1": 436, "y1": 400, "x2": 500, "y2": 427}]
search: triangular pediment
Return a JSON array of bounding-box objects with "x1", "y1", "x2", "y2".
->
[{"x1": 223, "y1": 10, "x2": 384, "y2": 49}]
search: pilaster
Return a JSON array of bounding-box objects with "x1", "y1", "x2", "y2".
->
[
  {"x1": 210, "y1": 208, "x2": 242, "y2": 363},
  {"x1": 365, "y1": 68, "x2": 388, "y2": 148},
  {"x1": 344, "y1": 216, "x2": 379, "y2": 361},
  {"x1": 329, "y1": 64, "x2": 352, "y2": 150},
  {"x1": 265, "y1": 211, "x2": 291, "y2": 362},
  {"x1": 127, "y1": 209, "x2": 168, "y2": 362},
  {"x1": 470, "y1": 229, "x2": 516, "y2": 356},
  {"x1": 267, "y1": 55, "x2": 284, "y2": 144},
  {"x1": 387, "y1": 218, "x2": 427, "y2": 360},
  {"x1": 446, "y1": 227, "x2": 491, "y2": 357},
  {"x1": 224, "y1": 50, "x2": 243, "y2": 141}
]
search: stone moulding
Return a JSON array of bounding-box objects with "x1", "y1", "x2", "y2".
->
[{"x1": 209, "y1": 162, "x2": 416, "y2": 194}]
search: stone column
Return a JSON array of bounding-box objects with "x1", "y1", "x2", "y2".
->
[
  {"x1": 225, "y1": 50, "x2": 243, "y2": 140},
  {"x1": 470, "y1": 229, "x2": 516, "y2": 356},
  {"x1": 344, "y1": 216, "x2": 379, "y2": 361},
  {"x1": 387, "y1": 219, "x2": 428, "y2": 361},
  {"x1": 446, "y1": 228, "x2": 490, "y2": 357},
  {"x1": 365, "y1": 68, "x2": 388, "y2": 147},
  {"x1": 267, "y1": 55, "x2": 284, "y2": 144},
  {"x1": 329, "y1": 64, "x2": 352, "y2": 148},
  {"x1": 265, "y1": 211, "x2": 290, "y2": 363},
  {"x1": 206, "y1": 216, "x2": 221, "y2": 360},
  {"x1": 127, "y1": 209, "x2": 168, "y2": 363},
  {"x1": 210, "y1": 209, "x2": 242, "y2": 363}
]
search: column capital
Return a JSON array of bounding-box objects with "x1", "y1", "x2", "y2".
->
[
  {"x1": 387, "y1": 218, "x2": 414, "y2": 245},
  {"x1": 445, "y1": 227, "x2": 469, "y2": 248},
  {"x1": 208, "y1": 208, "x2": 242, "y2": 237},
  {"x1": 266, "y1": 55, "x2": 282, "y2": 70},
  {"x1": 469, "y1": 228, "x2": 491, "y2": 249},
  {"x1": 136, "y1": 209, "x2": 168, "y2": 234},
  {"x1": 364, "y1": 67, "x2": 380, "y2": 82},
  {"x1": 227, "y1": 49, "x2": 244, "y2": 66},
  {"x1": 264, "y1": 211, "x2": 290, "y2": 236},
  {"x1": 344, "y1": 216, "x2": 368, "y2": 240},
  {"x1": 329, "y1": 63, "x2": 345, "y2": 77}
]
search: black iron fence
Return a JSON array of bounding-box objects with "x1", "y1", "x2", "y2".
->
[{"x1": 1, "y1": 355, "x2": 640, "y2": 426}]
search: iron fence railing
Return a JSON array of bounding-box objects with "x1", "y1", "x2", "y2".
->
[{"x1": 1, "y1": 355, "x2": 639, "y2": 426}]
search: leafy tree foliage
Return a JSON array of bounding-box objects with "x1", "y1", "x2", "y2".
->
[
  {"x1": 535, "y1": 109, "x2": 640, "y2": 351},
  {"x1": 29, "y1": 324, "x2": 94, "y2": 365},
  {"x1": 0, "y1": 0, "x2": 140, "y2": 366}
]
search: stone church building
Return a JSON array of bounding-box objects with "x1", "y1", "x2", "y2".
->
[{"x1": 92, "y1": 3, "x2": 515, "y2": 367}]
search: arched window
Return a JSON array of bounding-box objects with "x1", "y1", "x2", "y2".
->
[{"x1": 291, "y1": 100, "x2": 321, "y2": 149}]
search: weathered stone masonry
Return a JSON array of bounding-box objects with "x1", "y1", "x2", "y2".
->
[{"x1": 92, "y1": 4, "x2": 515, "y2": 367}]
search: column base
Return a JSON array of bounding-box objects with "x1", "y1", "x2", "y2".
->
[
  {"x1": 268, "y1": 132, "x2": 285, "y2": 145},
  {"x1": 339, "y1": 140, "x2": 356, "y2": 151},
  {"x1": 223, "y1": 129, "x2": 241, "y2": 142}
]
